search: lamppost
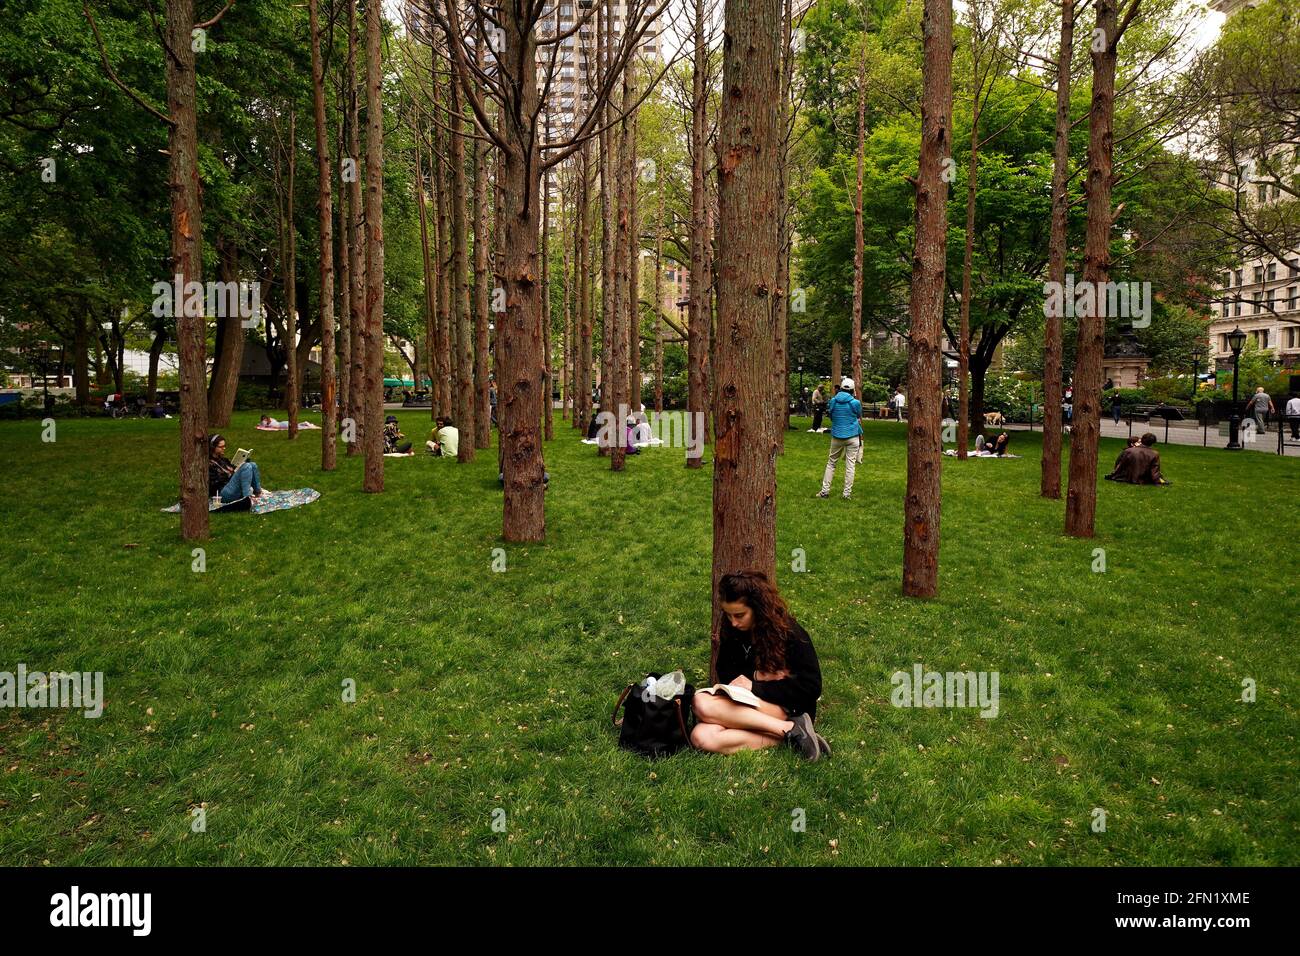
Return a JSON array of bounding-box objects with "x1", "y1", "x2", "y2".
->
[
  {"x1": 1226, "y1": 327, "x2": 1246, "y2": 450},
  {"x1": 1190, "y1": 345, "x2": 1204, "y2": 404}
]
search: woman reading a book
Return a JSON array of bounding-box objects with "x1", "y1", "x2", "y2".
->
[
  {"x1": 208, "y1": 434, "x2": 264, "y2": 503},
  {"x1": 691, "y1": 571, "x2": 828, "y2": 761}
]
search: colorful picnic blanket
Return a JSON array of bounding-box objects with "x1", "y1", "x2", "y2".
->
[
  {"x1": 161, "y1": 489, "x2": 321, "y2": 514},
  {"x1": 256, "y1": 422, "x2": 321, "y2": 431},
  {"x1": 944, "y1": 450, "x2": 1022, "y2": 459}
]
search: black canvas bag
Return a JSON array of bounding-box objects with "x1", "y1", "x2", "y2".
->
[{"x1": 611, "y1": 673, "x2": 696, "y2": 759}]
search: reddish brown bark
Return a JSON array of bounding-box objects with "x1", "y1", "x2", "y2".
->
[
  {"x1": 361, "y1": 0, "x2": 384, "y2": 491},
  {"x1": 902, "y1": 0, "x2": 953, "y2": 599},
  {"x1": 309, "y1": 0, "x2": 336, "y2": 470},
  {"x1": 687, "y1": 0, "x2": 710, "y2": 468},
  {"x1": 711, "y1": 0, "x2": 782, "y2": 680}
]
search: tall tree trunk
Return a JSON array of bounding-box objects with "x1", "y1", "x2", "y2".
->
[
  {"x1": 1042, "y1": 0, "x2": 1075, "y2": 499},
  {"x1": 850, "y1": 10, "x2": 866, "y2": 409},
  {"x1": 542, "y1": 120, "x2": 554, "y2": 443},
  {"x1": 901, "y1": 0, "x2": 953, "y2": 599},
  {"x1": 687, "y1": 0, "x2": 710, "y2": 468},
  {"x1": 711, "y1": 0, "x2": 782, "y2": 680},
  {"x1": 73, "y1": 311, "x2": 90, "y2": 406},
  {"x1": 560, "y1": 176, "x2": 572, "y2": 422},
  {"x1": 597, "y1": 0, "x2": 614, "y2": 457},
  {"x1": 956, "y1": 95, "x2": 980, "y2": 460},
  {"x1": 654, "y1": 186, "x2": 665, "y2": 414},
  {"x1": 361, "y1": 0, "x2": 385, "y2": 491},
  {"x1": 167, "y1": 0, "x2": 208, "y2": 541},
  {"x1": 495, "y1": 1, "x2": 546, "y2": 542},
  {"x1": 473, "y1": 58, "x2": 492, "y2": 448},
  {"x1": 309, "y1": 0, "x2": 337, "y2": 470},
  {"x1": 416, "y1": 121, "x2": 437, "y2": 421},
  {"x1": 147, "y1": 319, "x2": 165, "y2": 402},
  {"x1": 283, "y1": 109, "x2": 300, "y2": 438},
  {"x1": 434, "y1": 75, "x2": 453, "y2": 420},
  {"x1": 628, "y1": 88, "x2": 642, "y2": 414},
  {"x1": 448, "y1": 53, "x2": 476, "y2": 461},
  {"x1": 207, "y1": 238, "x2": 244, "y2": 427},
  {"x1": 337, "y1": 97, "x2": 352, "y2": 429},
  {"x1": 774, "y1": 0, "x2": 793, "y2": 450},
  {"x1": 610, "y1": 59, "x2": 630, "y2": 472},
  {"x1": 346, "y1": 0, "x2": 366, "y2": 455},
  {"x1": 576, "y1": 142, "x2": 592, "y2": 431},
  {"x1": 1065, "y1": 0, "x2": 1133, "y2": 536}
]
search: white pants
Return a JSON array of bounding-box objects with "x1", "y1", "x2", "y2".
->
[{"x1": 821, "y1": 436, "x2": 861, "y2": 495}]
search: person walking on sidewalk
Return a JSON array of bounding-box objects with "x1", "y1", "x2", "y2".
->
[
  {"x1": 817, "y1": 378, "x2": 864, "y2": 500},
  {"x1": 1248, "y1": 387, "x2": 1275, "y2": 434},
  {"x1": 1286, "y1": 393, "x2": 1300, "y2": 441}
]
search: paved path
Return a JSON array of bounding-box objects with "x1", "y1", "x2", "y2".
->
[{"x1": 1001, "y1": 418, "x2": 1300, "y2": 456}]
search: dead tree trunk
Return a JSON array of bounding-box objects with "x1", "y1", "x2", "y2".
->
[
  {"x1": 309, "y1": 0, "x2": 336, "y2": 469},
  {"x1": 473, "y1": 58, "x2": 492, "y2": 448},
  {"x1": 1042, "y1": 0, "x2": 1075, "y2": 499},
  {"x1": 711, "y1": 0, "x2": 782, "y2": 680},
  {"x1": 1065, "y1": 0, "x2": 1137, "y2": 536},
  {"x1": 901, "y1": 0, "x2": 953, "y2": 599},
  {"x1": 687, "y1": 0, "x2": 710, "y2": 468},
  {"x1": 346, "y1": 0, "x2": 366, "y2": 455},
  {"x1": 361, "y1": 0, "x2": 385, "y2": 491},
  {"x1": 448, "y1": 54, "x2": 476, "y2": 462},
  {"x1": 167, "y1": 0, "x2": 208, "y2": 541}
]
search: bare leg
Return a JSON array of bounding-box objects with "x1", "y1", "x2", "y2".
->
[
  {"x1": 693, "y1": 692, "x2": 793, "y2": 737},
  {"x1": 690, "y1": 722, "x2": 780, "y2": 754}
]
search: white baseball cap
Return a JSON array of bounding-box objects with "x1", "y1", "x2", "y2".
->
[{"x1": 840, "y1": 377, "x2": 855, "y2": 390}]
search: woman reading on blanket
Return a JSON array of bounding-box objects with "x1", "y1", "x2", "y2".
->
[
  {"x1": 208, "y1": 434, "x2": 264, "y2": 503},
  {"x1": 691, "y1": 572, "x2": 828, "y2": 761}
]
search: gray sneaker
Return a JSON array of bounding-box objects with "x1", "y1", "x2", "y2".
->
[
  {"x1": 814, "y1": 490, "x2": 829, "y2": 499},
  {"x1": 784, "y1": 712, "x2": 822, "y2": 761},
  {"x1": 814, "y1": 732, "x2": 832, "y2": 758}
]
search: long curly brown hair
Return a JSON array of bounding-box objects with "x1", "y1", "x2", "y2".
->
[{"x1": 718, "y1": 571, "x2": 797, "y2": 673}]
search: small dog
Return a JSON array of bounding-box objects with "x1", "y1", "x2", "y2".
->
[{"x1": 984, "y1": 410, "x2": 1004, "y2": 427}]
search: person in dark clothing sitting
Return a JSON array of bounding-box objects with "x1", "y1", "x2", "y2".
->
[
  {"x1": 586, "y1": 406, "x2": 602, "y2": 440},
  {"x1": 988, "y1": 432, "x2": 1011, "y2": 456},
  {"x1": 1105, "y1": 432, "x2": 1170, "y2": 485},
  {"x1": 383, "y1": 415, "x2": 412, "y2": 454},
  {"x1": 691, "y1": 571, "x2": 828, "y2": 760}
]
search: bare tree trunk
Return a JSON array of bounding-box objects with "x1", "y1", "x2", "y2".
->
[
  {"x1": 576, "y1": 142, "x2": 592, "y2": 430},
  {"x1": 473, "y1": 57, "x2": 492, "y2": 448},
  {"x1": 774, "y1": 0, "x2": 793, "y2": 450},
  {"x1": 361, "y1": 0, "x2": 385, "y2": 491},
  {"x1": 628, "y1": 87, "x2": 642, "y2": 414},
  {"x1": 850, "y1": 11, "x2": 866, "y2": 410},
  {"x1": 956, "y1": 95, "x2": 979, "y2": 461},
  {"x1": 283, "y1": 109, "x2": 300, "y2": 438},
  {"x1": 309, "y1": 0, "x2": 336, "y2": 469},
  {"x1": 832, "y1": 340, "x2": 841, "y2": 387},
  {"x1": 416, "y1": 120, "x2": 437, "y2": 421},
  {"x1": 168, "y1": 0, "x2": 208, "y2": 541},
  {"x1": 1065, "y1": 0, "x2": 1134, "y2": 536},
  {"x1": 73, "y1": 311, "x2": 90, "y2": 407},
  {"x1": 561, "y1": 173, "x2": 572, "y2": 422},
  {"x1": 597, "y1": 0, "x2": 614, "y2": 457},
  {"x1": 542, "y1": 118, "x2": 554, "y2": 443},
  {"x1": 496, "y1": 2, "x2": 546, "y2": 541},
  {"x1": 434, "y1": 75, "x2": 453, "y2": 421},
  {"x1": 902, "y1": 0, "x2": 953, "y2": 599},
  {"x1": 207, "y1": 237, "x2": 244, "y2": 428},
  {"x1": 687, "y1": 0, "x2": 710, "y2": 468},
  {"x1": 654, "y1": 186, "x2": 664, "y2": 414},
  {"x1": 448, "y1": 53, "x2": 476, "y2": 462},
  {"x1": 609, "y1": 59, "x2": 630, "y2": 471},
  {"x1": 1042, "y1": 0, "x2": 1075, "y2": 499},
  {"x1": 337, "y1": 107, "x2": 352, "y2": 423},
  {"x1": 711, "y1": 0, "x2": 782, "y2": 681},
  {"x1": 346, "y1": 0, "x2": 365, "y2": 455}
]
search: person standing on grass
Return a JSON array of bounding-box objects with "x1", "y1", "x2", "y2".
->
[
  {"x1": 1248, "y1": 387, "x2": 1274, "y2": 434},
  {"x1": 891, "y1": 388, "x2": 906, "y2": 421},
  {"x1": 810, "y1": 385, "x2": 826, "y2": 432},
  {"x1": 816, "y1": 377, "x2": 863, "y2": 500},
  {"x1": 691, "y1": 572, "x2": 827, "y2": 761},
  {"x1": 1286, "y1": 393, "x2": 1300, "y2": 440}
]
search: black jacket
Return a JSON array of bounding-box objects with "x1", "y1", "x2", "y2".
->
[
  {"x1": 716, "y1": 620, "x2": 822, "y2": 719},
  {"x1": 208, "y1": 455, "x2": 235, "y2": 497}
]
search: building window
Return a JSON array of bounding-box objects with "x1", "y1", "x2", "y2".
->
[
  {"x1": 1290, "y1": 287, "x2": 1299, "y2": 312},
  {"x1": 1220, "y1": 333, "x2": 1229, "y2": 352},
  {"x1": 1289, "y1": 259, "x2": 1299, "y2": 278},
  {"x1": 1254, "y1": 291, "x2": 1264, "y2": 313},
  {"x1": 1267, "y1": 262, "x2": 1277, "y2": 282},
  {"x1": 1258, "y1": 184, "x2": 1269, "y2": 202}
]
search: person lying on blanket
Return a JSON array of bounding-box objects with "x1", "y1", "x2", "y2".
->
[
  {"x1": 982, "y1": 432, "x2": 1011, "y2": 457},
  {"x1": 208, "y1": 434, "x2": 264, "y2": 503},
  {"x1": 259, "y1": 415, "x2": 280, "y2": 428}
]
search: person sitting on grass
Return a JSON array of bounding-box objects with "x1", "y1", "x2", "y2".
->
[
  {"x1": 1105, "y1": 431, "x2": 1170, "y2": 485},
  {"x1": 426, "y1": 416, "x2": 459, "y2": 457},
  {"x1": 987, "y1": 432, "x2": 1011, "y2": 457},
  {"x1": 208, "y1": 434, "x2": 264, "y2": 503},
  {"x1": 624, "y1": 416, "x2": 641, "y2": 455},
  {"x1": 586, "y1": 406, "x2": 602, "y2": 440},
  {"x1": 383, "y1": 415, "x2": 412, "y2": 455},
  {"x1": 691, "y1": 571, "x2": 828, "y2": 761}
]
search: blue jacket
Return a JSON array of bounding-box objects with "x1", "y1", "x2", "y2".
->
[{"x1": 827, "y1": 390, "x2": 862, "y2": 439}]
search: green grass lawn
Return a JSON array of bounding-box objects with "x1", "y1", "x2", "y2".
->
[{"x1": 0, "y1": 410, "x2": 1296, "y2": 865}]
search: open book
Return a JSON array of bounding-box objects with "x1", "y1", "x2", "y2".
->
[
  {"x1": 696, "y1": 683, "x2": 762, "y2": 709},
  {"x1": 231, "y1": 448, "x2": 253, "y2": 468}
]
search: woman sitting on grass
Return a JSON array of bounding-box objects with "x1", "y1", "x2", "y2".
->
[
  {"x1": 691, "y1": 571, "x2": 828, "y2": 761},
  {"x1": 208, "y1": 434, "x2": 263, "y2": 503},
  {"x1": 383, "y1": 415, "x2": 412, "y2": 454}
]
